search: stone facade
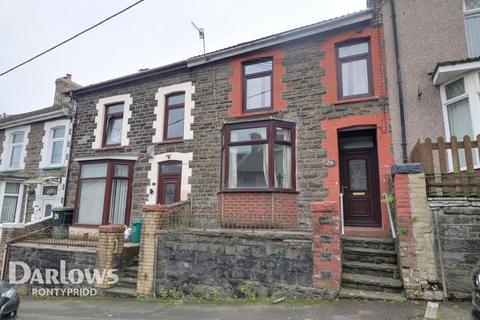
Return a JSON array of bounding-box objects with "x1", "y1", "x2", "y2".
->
[
  {"x1": 66, "y1": 15, "x2": 390, "y2": 231},
  {"x1": 155, "y1": 229, "x2": 326, "y2": 298},
  {"x1": 429, "y1": 198, "x2": 480, "y2": 299}
]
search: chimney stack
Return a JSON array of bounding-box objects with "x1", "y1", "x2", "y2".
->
[{"x1": 53, "y1": 74, "x2": 81, "y2": 106}]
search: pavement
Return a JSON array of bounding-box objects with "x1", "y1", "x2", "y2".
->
[{"x1": 18, "y1": 298, "x2": 473, "y2": 320}]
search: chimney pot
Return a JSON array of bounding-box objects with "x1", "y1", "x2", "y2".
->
[{"x1": 64, "y1": 73, "x2": 72, "y2": 80}]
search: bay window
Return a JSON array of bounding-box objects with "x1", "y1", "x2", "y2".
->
[
  {"x1": 221, "y1": 120, "x2": 295, "y2": 190},
  {"x1": 465, "y1": 0, "x2": 480, "y2": 57},
  {"x1": 440, "y1": 72, "x2": 480, "y2": 168},
  {"x1": 76, "y1": 161, "x2": 133, "y2": 226},
  {"x1": 336, "y1": 40, "x2": 373, "y2": 99}
]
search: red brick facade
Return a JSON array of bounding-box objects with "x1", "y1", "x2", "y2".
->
[
  {"x1": 228, "y1": 48, "x2": 286, "y2": 117},
  {"x1": 321, "y1": 26, "x2": 386, "y2": 105},
  {"x1": 218, "y1": 192, "x2": 298, "y2": 229}
]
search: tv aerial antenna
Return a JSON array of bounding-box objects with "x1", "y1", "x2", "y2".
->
[{"x1": 191, "y1": 22, "x2": 206, "y2": 55}]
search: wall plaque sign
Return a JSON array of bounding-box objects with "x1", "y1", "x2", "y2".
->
[{"x1": 323, "y1": 159, "x2": 337, "y2": 167}]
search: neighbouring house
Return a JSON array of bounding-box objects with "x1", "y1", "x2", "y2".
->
[
  {"x1": 63, "y1": 8, "x2": 409, "y2": 299},
  {"x1": 371, "y1": 0, "x2": 480, "y2": 163},
  {"x1": 371, "y1": 0, "x2": 480, "y2": 299},
  {"x1": 0, "y1": 75, "x2": 80, "y2": 226}
]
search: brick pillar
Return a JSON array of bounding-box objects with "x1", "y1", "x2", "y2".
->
[
  {"x1": 311, "y1": 201, "x2": 341, "y2": 296},
  {"x1": 136, "y1": 204, "x2": 168, "y2": 297},
  {"x1": 392, "y1": 164, "x2": 442, "y2": 301},
  {"x1": 94, "y1": 225, "x2": 125, "y2": 289}
]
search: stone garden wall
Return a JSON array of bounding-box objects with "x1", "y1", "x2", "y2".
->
[
  {"x1": 429, "y1": 198, "x2": 480, "y2": 299},
  {"x1": 155, "y1": 229, "x2": 327, "y2": 299}
]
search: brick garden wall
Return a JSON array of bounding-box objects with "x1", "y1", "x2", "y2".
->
[
  {"x1": 429, "y1": 198, "x2": 480, "y2": 299},
  {"x1": 155, "y1": 229, "x2": 327, "y2": 299}
]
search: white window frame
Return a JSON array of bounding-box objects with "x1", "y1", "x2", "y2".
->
[
  {"x1": 153, "y1": 82, "x2": 195, "y2": 143},
  {"x1": 92, "y1": 94, "x2": 132, "y2": 150},
  {"x1": 0, "y1": 125, "x2": 30, "y2": 171},
  {"x1": 39, "y1": 119, "x2": 70, "y2": 168},
  {"x1": 440, "y1": 71, "x2": 480, "y2": 170},
  {"x1": 0, "y1": 181, "x2": 24, "y2": 224},
  {"x1": 464, "y1": 0, "x2": 480, "y2": 58}
]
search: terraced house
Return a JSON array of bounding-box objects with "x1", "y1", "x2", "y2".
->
[
  {"x1": 60, "y1": 8, "x2": 410, "y2": 299},
  {"x1": 0, "y1": 75, "x2": 79, "y2": 226}
]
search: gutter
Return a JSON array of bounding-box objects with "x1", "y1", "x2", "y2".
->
[
  {"x1": 70, "y1": 61, "x2": 187, "y2": 96},
  {"x1": 390, "y1": 0, "x2": 408, "y2": 163},
  {"x1": 0, "y1": 108, "x2": 69, "y2": 129}
]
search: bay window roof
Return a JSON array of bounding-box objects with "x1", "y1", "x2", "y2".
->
[{"x1": 433, "y1": 57, "x2": 480, "y2": 85}]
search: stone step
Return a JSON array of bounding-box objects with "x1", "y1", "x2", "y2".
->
[
  {"x1": 104, "y1": 286, "x2": 137, "y2": 298},
  {"x1": 122, "y1": 265, "x2": 138, "y2": 278},
  {"x1": 342, "y1": 237, "x2": 395, "y2": 251},
  {"x1": 342, "y1": 273, "x2": 403, "y2": 292},
  {"x1": 339, "y1": 288, "x2": 405, "y2": 302},
  {"x1": 343, "y1": 247, "x2": 397, "y2": 264},
  {"x1": 118, "y1": 277, "x2": 137, "y2": 289},
  {"x1": 342, "y1": 261, "x2": 399, "y2": 278}
]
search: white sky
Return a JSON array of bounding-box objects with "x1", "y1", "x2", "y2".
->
[{"x1": 0, "y1": 0, "x2": 365, "y2": 115}]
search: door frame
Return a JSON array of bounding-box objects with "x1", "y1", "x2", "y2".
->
[{"x1": 338, "y1": 129, "x2": 382, "y2": 228}]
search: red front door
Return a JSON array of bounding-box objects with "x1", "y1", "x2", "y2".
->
[{"x1": 157, "y1": 161, "x2": 182, "y2": 205}]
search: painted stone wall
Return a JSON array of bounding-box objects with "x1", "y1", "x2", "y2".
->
[
  {"x1": 430, "y1": 198, "x2": 480, "y2": 299},
  {"x1": 8, "y1": 244, "x2": 96, "y2": 293},
  {"x1": 155, "y1": 230, "x2": 327, "y2": 298}
]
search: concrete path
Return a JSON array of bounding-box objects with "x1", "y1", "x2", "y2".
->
[{"x1": 19, "y1": 298, "x2": 472, "y2": 320}]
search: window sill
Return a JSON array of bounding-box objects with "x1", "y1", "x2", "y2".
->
[
  {"x1": 94, "y1": 145, "x2": 126, "y2": 151},
  {"x1": 218, "y1": 189, "x2": 299, "y2": 194},
  {"x1": 332, "y1": 96, "x2": 380, "y2": 106},
  {"x1": 41, "y1": 166, "x2": 65, "y2": 171},
  {"x1": 0, "y1": 168, "x2": 22, "y2": 173},
  {"x1": 157, "y1": 139, "x2": 185, "y2": 146},
  {"x1": 228, "y1": 110, "x2": 279, "y2": 119}
]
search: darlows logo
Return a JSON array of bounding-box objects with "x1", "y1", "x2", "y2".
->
[{"x1": 9, "y1": 261, "x2": 119, "y2": 285}]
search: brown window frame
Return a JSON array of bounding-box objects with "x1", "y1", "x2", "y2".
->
[
  {"x1": 164, "y1": 92, "x2": 185, "y2": 141},
  {"x1": 221, "y1": 119, "x2": 296, "y2": 192},
  {"x1": 74, "y1": 160, "x2": 134, "y2": 227},
  {"x1": 242, "y1": 58, "x2": 274, "y2": 113},
  {"x1": 157, "y1": 160, "x2": 182, "y2": 204},
  {"x1": 336, "y1": 38, "x2": 374, "y2": 100},
  {"x1": 102, "y1": 103, "x2": 124, "y2": 147}
]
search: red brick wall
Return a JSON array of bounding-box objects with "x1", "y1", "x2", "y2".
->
[
  {"x1": 218, "y1": 192, "x2": 298, "y2": 229},
  {"x1": 229, "y1": 48, "x2": 286, "y2": 117},
  {"x1": 311, "y1": 201, "x2": 341, "y2": 294},
  {"x1": 320, "y1": 26, "x2": 386, "y2": 105}
]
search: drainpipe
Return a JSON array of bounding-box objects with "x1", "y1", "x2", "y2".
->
[
  {"x1": 390, "y1": 0, "x2": 408, "y2": 163},
  {"x1": 63, "y1": 94, "x2": 77, "y2": 207}
]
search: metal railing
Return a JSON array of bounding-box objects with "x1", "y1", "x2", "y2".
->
[{"x1": 12, "y1": 226, "x2": 98, "y2": 249}]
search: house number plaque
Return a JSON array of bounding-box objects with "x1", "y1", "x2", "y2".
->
[{"x1": 323, "y1": 159, "x2": 336, "y2": 167}]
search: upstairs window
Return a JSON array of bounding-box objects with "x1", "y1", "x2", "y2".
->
[
  {"x1": 465, "y1": 0, "x2": 480, "y2": 57},
  {"x1": 164, "y1": 93, "x2": 185, "y2": 140},
  {"x1": 243, "y1": 59, "x2": 273, "y2": 112},
  {"x1": 48, "y1": 126, "x2": 66, "y2": 165},
  {"x1": 336, "y1": 40, "x2": 373, "y2": 99},
  {"x1": 103, "y1": 103, "x2": 124, "y2": 147},
  {"x1": 9, "y1": 132, "x2": 25, "y2": 168},
  {"x1": 221, "y1": 120, "x2": 295, "y2": 190}
]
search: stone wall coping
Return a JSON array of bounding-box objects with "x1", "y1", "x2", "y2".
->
[
  {"x1": 1, "y1": 223, "x2": 26, "y2": 229},
  {"x1": 428, "y1": 198, "x2": 480, "y2": 207},
  {"x1": 98, "y1": 224, "x2": 125, "y2": 233},
  {"x1": 142, "y1": 204, "x2": 169, "y2": 213},
  {"x1": 156, "y1": 228, "x2": 312, "y2": 241},
  {"x1": 391, "y1": 163, "x2": 424, "y2": 175},
  {"x1": 10, "y1": 242, "x2": 96, "y2": 253}
]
